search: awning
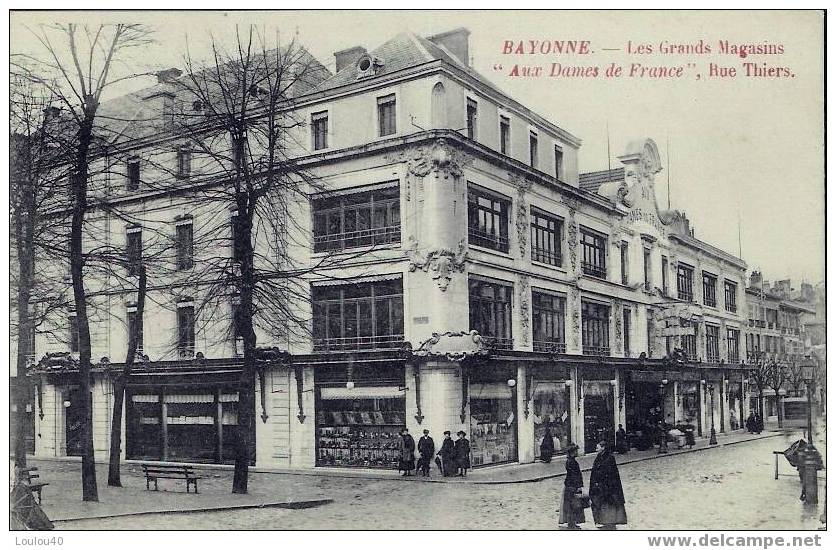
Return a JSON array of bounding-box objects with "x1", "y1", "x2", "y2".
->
[
  {"x1": 311, "y1": 272, "x2": 402, "y2": 287},
  {"x1": 470, "y1": 382, "x2": 513, "y2": 400},
  {"x1": 320, "y1": 386, "x2": 405, "y2": 400}
]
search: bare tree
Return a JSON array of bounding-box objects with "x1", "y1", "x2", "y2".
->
[
  {"x1": 748, "y1": 353, "x2": 770, "y2": 418},
  {"x1": 170, "y1": 26, "x2": 379, "y2": 493},
  {"x1": 14, "y1": 22, "x2": 153, "y2": 501},
  {"x1": 765, "y1": 361, "x2": 787, "y2": 427}
]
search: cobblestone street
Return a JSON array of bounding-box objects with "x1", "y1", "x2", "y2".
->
[{"x1": 52, "y1": 430, "x2": 825, "y2": 530}]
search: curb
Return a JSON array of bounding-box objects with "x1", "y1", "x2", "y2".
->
[{"x1": 51, "y1": 498, "x2": 333, "y2": 523}]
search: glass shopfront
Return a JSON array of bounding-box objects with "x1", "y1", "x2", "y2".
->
[
  {"x1": 126, "y1": 388, "x2": 251, "y2": 464},
  {"x1": 532, "y1": 381, "x2": 571, "y2": 458},
  {"x1": 470, "y1": 382, "x2": 517, "y2": 466},
  {"x1": 680, "y1": 381, "x2": 701, "y2": 431},
  {"x1": 314, "y1": 362, "x2": 406, "y2": 469},
  {"x1": 727, "y1": 381, "x2": 742, "y2": 429},
  {"x1": 583, "y1": 380, "x2": 614, "y2": 453}
]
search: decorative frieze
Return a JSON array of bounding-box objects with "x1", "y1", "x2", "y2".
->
[
  {"x1": 519, "y1": 275, "x2": 530, "y2": 345},
  {"x1": 384, "y1": 138, "x2": 472, "y2": 202}
]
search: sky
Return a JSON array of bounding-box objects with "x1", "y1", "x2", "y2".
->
[{"x1": 10, "y1": 10, "x2": 825, "y2": 285}]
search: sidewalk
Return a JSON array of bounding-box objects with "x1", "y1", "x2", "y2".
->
[{"x1": 26, "y1": 426, "x2": 800, "y2": 524}]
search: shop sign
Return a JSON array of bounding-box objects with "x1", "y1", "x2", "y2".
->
[
  {"x1": 661, "y1": 325, "x2": 696, "y2": 337},
  {"x1": 630, "y1": 370, "x2": 666, "y2": 382},
  {"x1": 679, "y1": 371, "x2": 701, "y2": 381}
]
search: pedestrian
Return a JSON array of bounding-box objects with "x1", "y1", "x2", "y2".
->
[
  {"x1": 656, "y1": 420, "x2": 668, "y2": 454},
  {"x1": 755, "y1": 412, "x2": 764, "y2": 434},
  {"x1": 589, "y1": 440, "x2": 628, "y2": 530},
  {"x1": 437, "y1": 430, "x2": 456, "y2": 477},
  {"x1": 398, "y1": 428, "x2": 416, "y2": 476},
  {"x1": 615, "y1": 424, "x2": 629, "y2": 454},
  {"x1": 454, "y1": 430, "x2": 471, "y2": 477},
  {"x1": 729, "y1": 409, "x2": 738, "y2": 431},
  {"x1": 417, "y1": 429, "x2": 435, "y2": 476},
  {"x1": 746, "y1": 411, "x2": 756, "y2": 433},
  {"x1": 558, "y1": 443, "x2": 586, "y2": 530},
  {"x1": 540, "y1": 425, "x2": 555, "y2": 463}
]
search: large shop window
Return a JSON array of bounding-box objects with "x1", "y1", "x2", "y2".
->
[
  {"x1": 680, "y1": 381, "x2": 701, "y2": 427},
  {"x1": 126, "y1": 390, "x2": 251, "y2": 465},
  {"x1": 530, "y1": 208, "x2": 563, "y2": 266},
  {"x1": 313, "y1": 278, "x2": 404, "y2": 351},
  {"x1": 467, "y1": 185, "x2": 510, "y2": 253},
  {"x1": 581, "y1": 300, "x2": 610, "y2": 356},
  {"x1": 469, "y1": 278, "x2": 513, "y2": 350},
  {"x1": 532, "y1": 290, "x2": 566, "y2": 353},
  {"x1": 315, "y1": 364, "x2": 406, "y2": 469},
  {"x1": 312, "y1": 185, "x2": 401, "y2": 252},
  {"x1": 580, "y1": 227, "x2": 607, "y2": 279},
  {"x1": 312, "y1": 278, "x2": 404, "y2": 352},
  {"x1": 470, "y1": 381, "x2": 517, "y2": 466},
  {"x1": 532, "y1": 381, "x2": 571, "y2": 458}
]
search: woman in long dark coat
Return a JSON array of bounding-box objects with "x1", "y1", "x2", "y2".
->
[
  {"x1": 558, "y1": 444, "x2": 585, "y2": 529},
  {"x1": 454, "y1": 431, "x2": 471, "y2": 477},
  {"x1": 540, "y1": 426, "x2": 555, "y2": 463},
  {"x1": 589, "y1": 440, "x2": 627, "y2": 529},
  {"x1": 437, "y1": 431, "x2": 456, "y2": 476},
  {"x1": 398, "y1": 428, "x2": 416, "y2": 476}
]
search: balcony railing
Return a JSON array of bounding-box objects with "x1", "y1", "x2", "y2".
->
[
  {"x1": 582, "y1": 345, "x2": 610, "y2": 357},
  {"x1": 726, "y1": 303, "x2": 737, "y2": 313},
  {"x1": 313, "y1": 225, "x2": 401, "y2": 252},
  {"x1": 533, "y1": 340, "x2": 567, "y2": 354},
  {"x1": 581, "y1": 262, "x2": 606, "y2": 279},
  {"x1": 531, "y1": 247, "x2": 561, "y2": 266},
  {"x1": 481, "y1": 336, "x2": 514, "y2": 351},
  {"x1": 468, "y1": 228, "x2": 510, "y2": 253},
  {"x1": 313, "y1": 334, "x2": 405, "y2": 352},
  {"x1": 706, "y1": 351, "x2": 720, "y2": 363}
]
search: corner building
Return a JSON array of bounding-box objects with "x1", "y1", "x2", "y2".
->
[{"x1": 30, "y1": 28, "x2": 753, "y2": 469}]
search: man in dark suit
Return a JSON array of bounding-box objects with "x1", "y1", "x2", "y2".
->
[{"x1": 417, "y1": 429, "x2": 435, "y2": 476}]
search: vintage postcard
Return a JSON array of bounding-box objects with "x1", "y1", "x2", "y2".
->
[{"x1": 7, "y1": 8, "x2": 827, "y2": 538}]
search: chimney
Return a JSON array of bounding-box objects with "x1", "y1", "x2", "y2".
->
[
  {"x1": 334, "y1": 46, "x2": 367, "y2": 73},
  {"x1": 156, "y1": 68, "x2": 182, "y2": 84},
  {"x1": 750, "y1": 270, "x2": 762, "y2": 289},
  {"x1": 428, "y1": 27, "x2": 471, "y2": 66}
]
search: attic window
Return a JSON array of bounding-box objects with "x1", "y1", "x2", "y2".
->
[{"x1": 356, "y1": 55, "x2": 383, "y2": 79}]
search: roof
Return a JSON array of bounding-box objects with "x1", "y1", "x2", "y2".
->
[
  {"x1": 578, "y1": 167, "x2": 625, "y2": 193},
  {"x1": 669, "y1": 232, "x2": 746, "y2": 269}
]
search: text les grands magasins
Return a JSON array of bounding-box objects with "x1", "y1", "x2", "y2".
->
[{"x1": 498, "y1": 39, "x2": 793, "y2": 80}]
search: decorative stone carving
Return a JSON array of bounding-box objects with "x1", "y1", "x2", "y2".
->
[
  {"x1": 613, "y1": 298, "x2": 623, "y2": 351},
  {"x1": 407, "y1": 237, "x2": 467, "y2": 291},
  {"x1": 384, "y1": 138, "x2": 473, "y2": 202},
  {"x1": 569, "y1": 286, "x2": 581, "y2": 350},
  {"x1": 563, "y1": 197, "x2": 580, "y2": 275},
  {"x1": 510, "y1": 172, "x2": 533, "y2": 258},
  {"x1": 519, "y1": 275, "x2": 530, "y2": 345},
  {"x1": 414, "y1": 330, "x2": 488, "y2": 362}
]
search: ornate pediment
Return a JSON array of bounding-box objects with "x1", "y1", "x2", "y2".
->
[{"x1": 413, "y1": 330, "x2": 488, "y2": 361}]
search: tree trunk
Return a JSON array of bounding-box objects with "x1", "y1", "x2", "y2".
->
[
  {"x1": 108, "y1": 266, "x2": 146, "y2": 487},
  {"x1": 232, "y1": 203, "x2": 256, "y2": 494},
  {"x1": 71, "y1": 112, "x2": 98, "y2": 502}
]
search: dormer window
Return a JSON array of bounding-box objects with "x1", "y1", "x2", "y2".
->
[{"x1": 356, "y1": 55, "x2": 383, "y2": 79}]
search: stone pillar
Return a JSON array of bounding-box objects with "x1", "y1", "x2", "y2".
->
[
  {"x1": 289, "y1": 365, "x2": 316, "y2": 468},
  {"x1": 573, "y1": 367, "x2": 586, "y2": 454},
  {"x1": 673, "y1": 381, "x2": 680, "y2": 425},
  {"x1": 418, "y1": 360, "x2": 468, "y2": 438},
  {"x1": 256, "y1": 366, "x2": 292, "y2": 469},
  {"x1": 613, "y1": 370, "x2": 623, "y2": 430},
  {"x1": 516, "y1": 363, "x2": 535, "y2": 464},
  {"x1": 698, "y1": 379, "x2": 707, "y2": 437},
  {"x1": 34, "y1": 379, "x2": 63, "y2": 458},
  {"x1": 91, "y1": 373, "x2": 113, "y2": 462}
]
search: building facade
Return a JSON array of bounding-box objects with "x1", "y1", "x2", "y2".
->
[{"x1": 29, "y1": 28, "x2": 765, "y2": 470}]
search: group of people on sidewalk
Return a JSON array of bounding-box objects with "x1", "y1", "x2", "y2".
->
[
  {"x1": 745, "y1": 411, "x2": 765, "y2": 434},
  {"x1": 397, "y1": 429, "x2": 471, "y2": 478},
  {"x1": 558, "y1": 441, "x2": 628, "y2": 530}
]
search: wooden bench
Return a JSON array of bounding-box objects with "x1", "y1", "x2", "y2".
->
[
  {"x1": 19, "y1": 467, "x2": 49, "y2": 504},
  {"x1": 141, "y1": 464, "x2": 201, "y2": 493}
]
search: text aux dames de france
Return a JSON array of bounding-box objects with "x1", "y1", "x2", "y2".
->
[{"x1": 499, "y1": 39, "x2": 792, "y2": 79}]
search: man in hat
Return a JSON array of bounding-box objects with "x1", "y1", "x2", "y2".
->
[
  {"x1": 454, "y1": 430, "x2": 471, "y2": 477},
  {"x1": 437, "y1": 430, "x2": 456, "y2": 476},
  {"x1": 417, "y1": 429, "x2": 435, "y2": 476}
]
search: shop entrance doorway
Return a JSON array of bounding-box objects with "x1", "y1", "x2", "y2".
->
[
  {"x1": 583, "y1": 380, "x2": 614, "y2": 453},
  {"x1": 625, "y1": 380, "x2": 665, "y2": 434}
]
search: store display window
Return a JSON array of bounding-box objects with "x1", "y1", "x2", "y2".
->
[
  {"x1": 469, "y1": 383, "x2": 517, "y2": 466},
  {"x1": 532, "y1": 381, "x2": 571, "y2": 457},
  {"x1": 680, "y1": 381, "x2": 700, "y2": 424},
  {"x1": 315, "y1": 390, "x2": 406, "y2": 469}
]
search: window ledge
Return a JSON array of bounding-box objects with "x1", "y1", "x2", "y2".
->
[
  {"x1": 531, "y1": 259, "x2": 567, "y2": 274},
  {"x1": 468, "y1": 243, "x2": 513, "y2": 260},
  {"x1": 310, "y1": 242, "x2": 402, "y2": 258}
]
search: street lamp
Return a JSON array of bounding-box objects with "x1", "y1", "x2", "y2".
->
[
  {"x1": 707, "y1": 384, "x2": 718, "y2": 445},
  {"x1": 800, "y1": 357, "x2": 822, "y2": 505},
  {"x1": 658, "y1": 379, "x2": 669, "y2": 454}
]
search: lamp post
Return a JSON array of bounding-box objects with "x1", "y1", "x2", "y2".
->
[
  {"x1": 800, "y1": 357, "x2": 822, "y2": 506},
  {"x1": 707, "y1": 383, "x2": 718, "y2": 445},
  {"x1": 658, "y1": 379, "x2": 669, "y2": 454}
]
